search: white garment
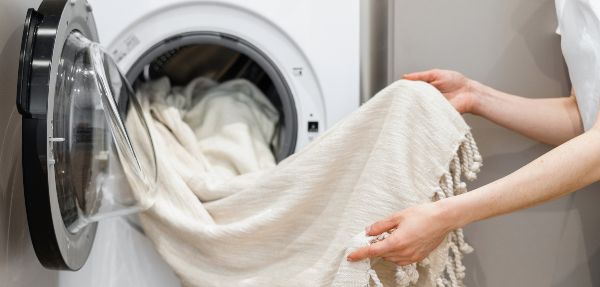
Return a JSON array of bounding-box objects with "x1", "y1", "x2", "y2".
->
[
  {"x1": 143, "y1": 77, "x2": 279, "y2": 179},
  {"x1": 126, "y1": 79, "x2": 482, "y2": 286},
  {"x1": 556, "y1": 0, "x2": 600, "y2": 130}
]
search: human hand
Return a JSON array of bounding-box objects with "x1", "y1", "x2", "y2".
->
[
  {"x1": 346, "y1": 202, "x2": 454, "y2": 266},
  {"x1": 403, "y1": 69, "x2": 478, "y2": 114}
]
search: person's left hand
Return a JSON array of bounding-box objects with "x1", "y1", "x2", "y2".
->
[{"x1": 346, "y1": 202, "x2": 453, "y2": 266}]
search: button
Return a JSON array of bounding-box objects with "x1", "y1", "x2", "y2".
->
[{"x1": 308, "y1": 121, "x2": 319, "y2": 133}]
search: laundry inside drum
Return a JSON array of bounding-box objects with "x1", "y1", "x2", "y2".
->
[{"x1": 128, "y1": 37, "x2": 298, "y2": 163}]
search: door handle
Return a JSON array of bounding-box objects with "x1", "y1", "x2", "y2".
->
[{"x1": 17, "y1": 8, "x2": 43, "y2": 118}]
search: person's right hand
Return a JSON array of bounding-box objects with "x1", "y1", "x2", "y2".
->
[{"x1": 403, "y1": 69, "x2": 478, "y2": 114}]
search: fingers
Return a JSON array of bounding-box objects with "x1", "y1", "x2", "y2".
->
[
  {"x1": 366, "y1": 216, "x2": 399, "y2": 236},
  {"x1": 403, "y1": 70, "x2": 440, "y2": 83},
  {"x1": 347, "y1": 240, "x2": 390, "y2": 262},
  {"x1": 347, "y1": 241, "x2": 420, "y2": 266}
]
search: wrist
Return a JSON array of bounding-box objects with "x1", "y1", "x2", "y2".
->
[
  {"x1": 433, "y1": 197, "x2": 469, "y2": 230},
  {"x1": 466, "y1": 79, "x2": 486, "y2": 116}
]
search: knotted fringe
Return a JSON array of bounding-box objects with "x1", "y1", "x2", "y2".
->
[
  {"x1": 368, "y1": 132, "x2": 482, "y2": 287},
  {"x1": 368, "y1": 233, "x2": 423, "y2": 286},
  {"x1": 431, "y1": 132, "x2": 481, "y2": 287}
]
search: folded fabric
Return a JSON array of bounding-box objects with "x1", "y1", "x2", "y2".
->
[{"x1": 125, "y1": 78, "x2": 482, "y2": 287}]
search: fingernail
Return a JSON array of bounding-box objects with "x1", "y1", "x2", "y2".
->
[
  {"x1": 365, "y1": 225, "x2": 371, "y2": 233},
  {"x1": 347, "y1": 256, "x2": 355, "y2": 262}
]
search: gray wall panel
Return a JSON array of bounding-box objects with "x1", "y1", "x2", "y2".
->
[{"x1": 392, "y1": 0, "x2": 600, "y2": 286}]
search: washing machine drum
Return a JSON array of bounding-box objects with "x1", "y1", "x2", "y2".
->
[
  {"x1": 17, "y1": 0, "x2": 298, "y2": 271},
  {"x1": 125, "y1": 33, "x2": 298, "y2": 162}
]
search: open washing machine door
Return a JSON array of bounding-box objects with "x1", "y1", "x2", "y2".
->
[{"x1": 16, "y1": 0, "x2": 157, "y2": 270}]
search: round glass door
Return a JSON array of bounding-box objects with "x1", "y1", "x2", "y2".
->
[{"x1": 52, "y1": 31, "x2": 157, "y2": 233}]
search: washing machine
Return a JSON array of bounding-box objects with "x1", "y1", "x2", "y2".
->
[
  {"x1": 94, "y1": 0, "x2": 361, "y2": 152},
  {"x1": 16, "y1": 0, "x2": 360, "y2": 285}
]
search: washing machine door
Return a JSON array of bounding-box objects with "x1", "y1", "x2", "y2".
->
[{"x1": 16, "y1": 0, "x2": 157, "y2": 270}]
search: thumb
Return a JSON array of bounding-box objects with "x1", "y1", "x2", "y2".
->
[
  {"x1": 366, "y1": 216, "x2": 399, "y2": 236},
  {"x1": 403, "y1": 70, "x2": 438, "y2": 83}
]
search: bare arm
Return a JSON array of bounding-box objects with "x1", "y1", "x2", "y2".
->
[
  {"x1": 403, "y1": 70, "x2": 583, "y2": 145},
  {"x1": 472, "y1": 82, "x2": 582, "y2": 145},
  {"x1": 443, "y1": 122, "x2": 600, "y2": 228},
  {"x1": 348, "y1": 121, "x2": 600, "y2": 265},
  {"x1": 347, "y1": 69, "x2": 596, "y2": 265}
]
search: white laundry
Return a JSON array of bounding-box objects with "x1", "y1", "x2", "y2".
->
[{"x1": 125, "y1": 78, "x2": 482, "y2": 287}]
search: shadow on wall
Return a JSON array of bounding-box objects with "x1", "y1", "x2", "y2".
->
[
  {"x1": 0, "y1": 26, "x2": 61, "y2": 286},
  {"x1": 464, "y1": 143, "x2": 600, "y2": 287},
  {"x1": 512, "y1": 0, "x2": 571, "y2": 88},
  {"x1": 551, "y1": 187, "x2": 600, "y2": 287},
  {"x1": 486, "y1": 0, "x2": 570, "y2": 94}
]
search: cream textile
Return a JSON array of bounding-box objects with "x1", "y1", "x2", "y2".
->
[{"x1": 126, "y1": 78, "x2": 482, "y2": 287}]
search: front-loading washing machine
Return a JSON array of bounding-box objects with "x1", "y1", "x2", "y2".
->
[{"x1": 16, "y1": 0, "x2": 360, "y2": 285}]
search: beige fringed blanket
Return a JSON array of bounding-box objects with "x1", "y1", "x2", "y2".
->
[{"x1": 126, "y1": 78, "x2": 482, "y2": 287}]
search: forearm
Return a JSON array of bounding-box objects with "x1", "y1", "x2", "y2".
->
[
  {"x1": 471, "y1": 81, "x2": 583, "y2": 145},
  {"x1": 440, "y1": 128, "x2": 600, "y2": 228}
]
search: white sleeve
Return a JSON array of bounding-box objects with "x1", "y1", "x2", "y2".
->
[{"x1": 555, "y1": 0, "x2": 566, "y2": 35}]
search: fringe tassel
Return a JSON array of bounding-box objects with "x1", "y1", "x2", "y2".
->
[
  {"x1": 395, "y1": 132, "x2": 482, "y2": 287},
  {"x1": 369, "y1": 268, "x2": 384, "y2": 287},
  {"x1": 369, "y1": 233, "x2": 419, "y2": 287},
  {"x1": 432, "y1": 133, "x2": 480, "y2": 287},
  {"x1": 395, "y1": 264, "x2": 419, "y2": 287}
]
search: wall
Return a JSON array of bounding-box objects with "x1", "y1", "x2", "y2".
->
[
  {"x1": 392, "y1": 0, "x2": 600, "y2": 286},
  {"x1": 360, "y1": 0, "x2": 394, "y2": 103}
]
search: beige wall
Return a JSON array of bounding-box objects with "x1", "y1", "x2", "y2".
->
[{"x1": 392, "y1": 0, "x2": 600, "y2": 286}]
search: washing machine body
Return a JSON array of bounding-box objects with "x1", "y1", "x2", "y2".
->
[
  {"x1": 90, "y1": 0, "x2": 361, "y2": 151},
  {"x1": 16, "y1": 0, "x2": 360, "y2": 285},
  {"x1": 83, "y1": 2, "x2": 361, "y2": 285}
]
